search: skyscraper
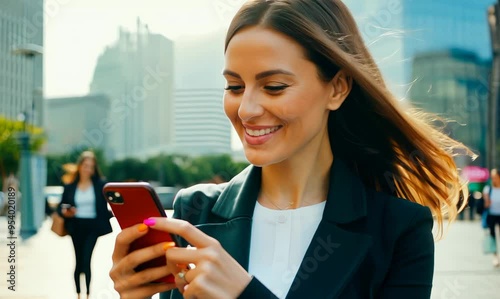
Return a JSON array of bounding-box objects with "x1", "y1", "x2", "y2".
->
[
  {"x1": 172, "y1": 30, "x2": 232, "y2": 155},
  {"x1": 343, "y1": 0, "x2": 495, "y2": 97},
  {"x1": 400, "y1": 0, "x2": 495, "y2": 82},
  {"x1": 89, "y1": 19, "x2": 174, "y2": 161},
  {"x1": 0, "y1": 0, "x2": 43, "y2": 127},
  {"x1": 45, "y1": 94, "x2": 112, "y2": 158},
  {"x1": 410, "y1": 49, "x2": 490, "y2": 166}
]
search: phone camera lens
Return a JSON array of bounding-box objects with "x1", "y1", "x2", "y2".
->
[{"x1": 106, "y1": 191, "x2": 124, "y2": 204}]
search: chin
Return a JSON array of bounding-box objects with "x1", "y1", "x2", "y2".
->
[{"x1": 244, "y1": 149, "x2": 280, "y2": 168}]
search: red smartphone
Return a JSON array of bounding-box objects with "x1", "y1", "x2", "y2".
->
[{"x1": 103, "y1": 182, "x2": 178, "y2": 284}]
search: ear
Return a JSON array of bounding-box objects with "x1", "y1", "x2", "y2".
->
[{"x1": 326, "y1": 70, "x2": 352, "y2": 111}]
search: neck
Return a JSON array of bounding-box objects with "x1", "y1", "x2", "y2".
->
[
  {"x1": 79, "y1": 177, "x2": 92, "y2": 184},
  {"x1": 259, "y1": 141, "x2": 333, "y2": 209}
]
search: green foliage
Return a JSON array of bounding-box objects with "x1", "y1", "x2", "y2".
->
[
  {"x1": 45, "y1": 149, "x2": 250, "y2": 188},
  {"x1": 0, "y1": 116, "x2": 45, "y2": 184}
]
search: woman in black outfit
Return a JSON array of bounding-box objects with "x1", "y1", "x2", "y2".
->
[{"x1": 57, "y1": 151, "x2": 112, "y2": 299}]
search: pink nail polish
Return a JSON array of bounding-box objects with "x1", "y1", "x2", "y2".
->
[{"x1": 143, "y1": 218, "x2": 156, "y2": 226}]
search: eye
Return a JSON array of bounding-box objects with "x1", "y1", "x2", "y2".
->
[
  {"x1": 264, "y1": 85, "x2": 289, "y2": 94},
  {"x1": 224, "y1": 85, "x2": 244, "y2": 94}
]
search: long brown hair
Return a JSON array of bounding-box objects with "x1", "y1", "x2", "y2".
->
[
  {"x1": 63, "y1": 151, "x2": 103, "y2": 184},
  {"x1": 225, "y1": 0, "x2": 473, "y2": 238}
]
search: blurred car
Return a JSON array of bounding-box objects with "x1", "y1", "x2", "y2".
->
[
  {"x1": 44, "y1": 186, "x2": 64, "y2": 216},
  {"x1": 154, "y1": 186, "x2": 179, "y2": 210}
]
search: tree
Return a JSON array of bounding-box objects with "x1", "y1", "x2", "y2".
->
[
  {"x1": 0, "y1": 116, "x2": 45, "y2": 189},
  {"x1": 107, "y1": 158, "x2": 156, "y2": 182}
]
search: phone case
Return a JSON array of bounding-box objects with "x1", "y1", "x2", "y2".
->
[{"x1": 103, "y1": 182, "x2": 176, "y2": 284}]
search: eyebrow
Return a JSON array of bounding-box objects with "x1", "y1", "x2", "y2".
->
[{"x1": 222, "y1": 69, "x2": 295, "y2": 80}]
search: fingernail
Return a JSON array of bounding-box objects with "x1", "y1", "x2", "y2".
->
[
  {"x1": 162, "y1": 242, "x2": 176, "y2": 251},
  {"x1": 137, "y1": 224, "x2": 148, "y2": 232},
  {"x1": 143, "y1": 218, "x2": 156, "y2": 226},
  {"x1": 176, "y1": 263, "x2": 188, "y2": 269}
]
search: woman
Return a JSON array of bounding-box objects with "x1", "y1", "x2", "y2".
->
[
  {"x1": 110, "y1": 1, "x2": 471, "y2": 298},
  {"x1": 57, "y1": 151, "x2": 112, "y2": 299},
  {"x1": 483, "y1": 168, "x2": 500, "y2": 267}
]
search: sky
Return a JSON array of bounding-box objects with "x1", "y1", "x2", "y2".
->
[{"x1": 43, "y1": 0, "x2": 245, "y2": 98}]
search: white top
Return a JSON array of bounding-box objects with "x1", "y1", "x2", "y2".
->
[
  {"x1": 248, "y1": 200, "x2": 326, "y2": 299},
  {"x1": 483, "y1": 185, "x2": 500, "y2": 216},
  {"x1": 74, "y1": 185, "x2": 96, "y2": 218}
]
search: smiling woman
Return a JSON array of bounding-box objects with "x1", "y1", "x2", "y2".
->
[
  {"x1": 109, "y1": 1, "x2": 472, "y2": 299},
  {"x1": 223, "y1": 27, "x2": 349, "y2": 168}
]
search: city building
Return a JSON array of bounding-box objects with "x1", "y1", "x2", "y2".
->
[
  {"x1": 174, "y1": 89, "x2": 231, "y2": 155},
  {"x1": 342, "y1": 0, "x2": 495, "y2": 168},
  {"x1": 410, "y1": 49, "x2": 491, "y2": 167},
  {"x1": 89, "y1": 18, "x2": 174, "y2": 161},
  {"x1": 0, "y1": 0, "x2": 43, "y2": 127},
  {"x1": 172, "y1": 29, "x2": 232, "y2": 156},
  {"x1": 343, "y1": 0, "x2": 495, "y2": 97},
  {"x1": 400, "y1": 0, "x2": 495, "y2": 83},
  {"x1": 45, "y1": 94, "x2": 112, "y2": 158}
]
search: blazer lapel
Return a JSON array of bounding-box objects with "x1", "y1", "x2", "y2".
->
[
  {"x1": 287, "y1": 159, "x2": 373, "y2": 299},
  {"x1": 195, "y1": 218, "x2": 253, "y2": 269},
  {"x1": 67, "y1": 183, "x2": 77, "y2": 206},
  {"x1": 196, "y1": 166, "x2": 262, "y2": 270},
  {"x1": 192, "y1": 160, "x2": 373, "y2": 299}
]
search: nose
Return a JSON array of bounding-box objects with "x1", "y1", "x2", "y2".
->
[{"x1": 238, "y1": 89, "x2": 264, "y2": 121}]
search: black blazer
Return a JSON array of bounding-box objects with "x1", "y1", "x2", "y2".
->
[
  {"x1": 57, "y1": 178, "x2": 113, "y2": 237},
  {"x1": 162, "y1": 159, "x2": 434, "y2": 299}
]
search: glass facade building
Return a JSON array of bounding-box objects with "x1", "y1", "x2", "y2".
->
[
  {"x1": 344, "y1": 0, "x2": 495, "y2": 167},
  {"x1": 410, "y1": 50, "x2": 490, "y2": 166},
  {"x1": 400, "y1": 0, "x2": 495, "y2": 82},
  {"x1": 89, "y1": 19, "x2": 175, "y2": 161},
  {"x1": 0, "y1": 0, "x2": 43, "y2": 127},
  {"x1": 172, "y1": 30, "x2": 232, "y2": 156},
  {"x1": 344, "y1": 0, "x2": 495, "y2": 97}
]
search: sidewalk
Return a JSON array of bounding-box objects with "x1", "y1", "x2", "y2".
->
[
  {"x1": 0, "y1": 216, "x2": 498, "y2": 299},
  {"x1": 0, "y1": 215, "x2": 123, "y2": 299}
]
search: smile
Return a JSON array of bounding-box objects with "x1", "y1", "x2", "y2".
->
[{"x1": 245, "y1": 126, "x2": 281, "y2": 137}]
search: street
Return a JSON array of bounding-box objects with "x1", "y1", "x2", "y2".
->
[{"x1": 0, "y1": 215, "x2": 498, "y2": 299}]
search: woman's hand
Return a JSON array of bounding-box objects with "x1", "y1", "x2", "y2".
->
[
  {"x1": 144, "y1": 218, "x2": 253, "y2": 299},
  {"x1": 109, "y1": 223, "x2": 177, "y2": 299},
  {"x1": 62, "y1": 206, "x2": 77, "y2": 218}
]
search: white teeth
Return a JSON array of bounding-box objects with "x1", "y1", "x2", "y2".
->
[{"x1": 246, "y1": 126, "x2": 280, "y2": 137}]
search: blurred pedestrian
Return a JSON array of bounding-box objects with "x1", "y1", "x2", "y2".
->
[
  {"x1": 482, "y1": 168, "x2": 500, "y2": 267},
  {"x1": 57, "y1": 151, "x2": 112, "y2": 299},
  {"x1": 0, "y1": 174, "x2": 18, "y2": 215}
]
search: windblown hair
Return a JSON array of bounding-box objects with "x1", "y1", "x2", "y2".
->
[{"x1": 225, "y1": 0, "x2": 473, "y2": 238}]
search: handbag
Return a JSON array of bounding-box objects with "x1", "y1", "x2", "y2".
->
[{"x1": 50, "y1": 212, "x2": 68, "y2": 237}]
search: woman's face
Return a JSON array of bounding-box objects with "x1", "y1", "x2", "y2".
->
[
  {"x1": 492, "y1": 171, "x2": 500, "y2": 186},
  {"x1": 223, "y1": 27, "x2": 342, "y2": 167},
  {"x1": 79, "y1": 158, "x2": 95, "y2": 180}
]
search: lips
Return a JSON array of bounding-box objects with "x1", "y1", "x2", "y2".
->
[
  {"x1": 243, "y1": 125, "x2": 282, "y2": 146},
  {"x1": 245, "y1": 126, "x2": 281, "y2": 137}
]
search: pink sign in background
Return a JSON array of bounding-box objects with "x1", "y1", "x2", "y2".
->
[{"x1": 462, "y1": 166, "x2": 490, "y2": 182}]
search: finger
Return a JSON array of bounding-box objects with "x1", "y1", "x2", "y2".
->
[
  {"x1": 121, "y1": 241, "x2": 176, "y2": 272},
  {"x1": 165, "y1": 246, "x2": 203, "y2": 266},
  {"x1": 174, "y1": 269, "x2": 188, "y2": 294},
  {"x1": 145, "y1": 218, "x2": 216, "y2": 248},
  {"x1": 127, "y1": 264, "x2": 175, "y2": 289},
  {"x1": 112, "y1": 223, "x2": 149, "y2": 263}
]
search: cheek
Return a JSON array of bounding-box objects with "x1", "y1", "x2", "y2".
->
[
  {"x1": 280, "y1": 96, "x2": 315, "y2": 122},
  {"x1": 223, "y1": 96, "x2": 240, "y2": 123}
]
